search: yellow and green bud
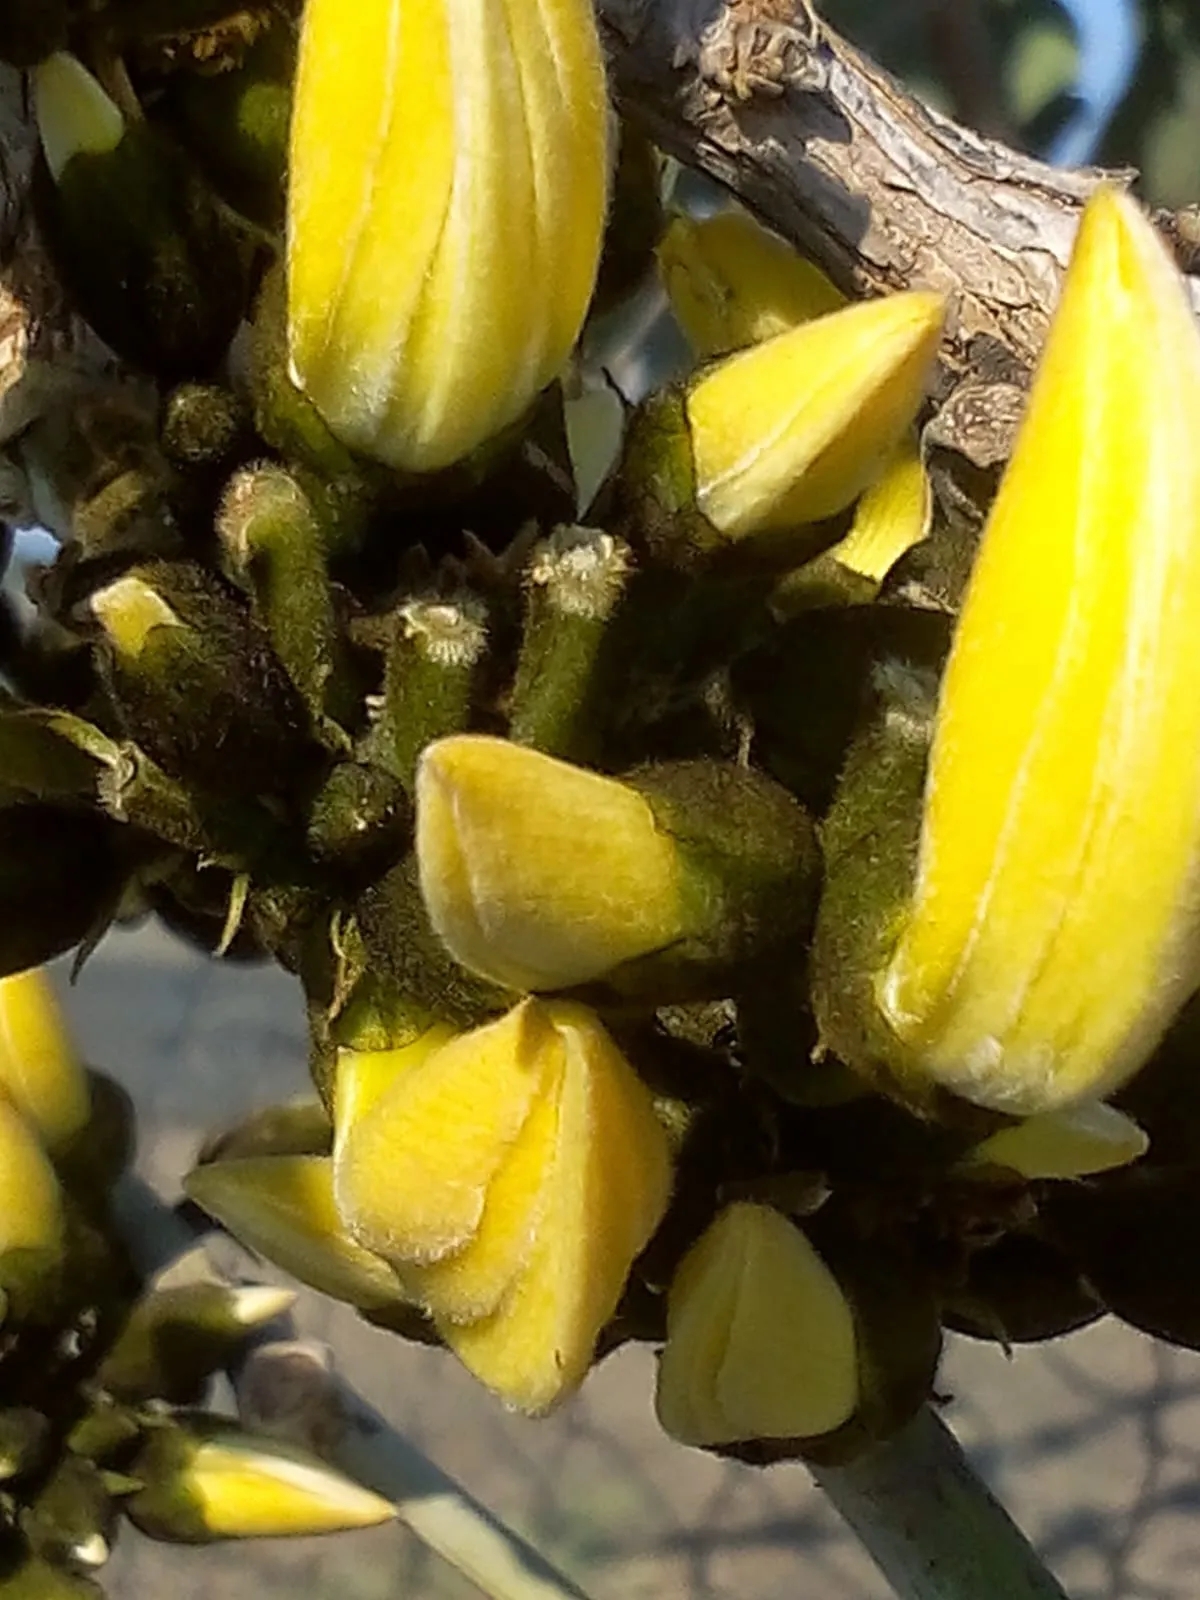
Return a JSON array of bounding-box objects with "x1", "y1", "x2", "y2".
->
[
  {"x1": 128, "y1": 1416, "x2": 395, "y2": 1542},
  {"x1": 0, "y1": 967, "x2": 90, "y2": 1154},
  {"x1": 829, "y1": 432, "x2": 931, "y2": 585},
  {"x1": 658, "y1": 208, "x2": 845, "y2": 357},
  {"x1": 183, "y1": 1155, "x2": 409, "y2": 1313},
  {"x1": 336, "y1": 998, "x2": 672, "y2": 1413},
  {"x1": 0, "y1": 1092, "x2": 65, "y2": 1308},
  {"x1": 416, "y1": 735, "x2": 818, "y2": 996},
  {"x1": 656, "y1": 1203, "x2": 859, "y2": 1447},
  {"x1": 287, "y1": 0, "x2": 610, "y2": 474},
  {"x1": 874, "y1": 189, "x2": 1200, "y2": 1114},
  {"x1": 962, "y1": 1102, "x2": 1148, "y2": 1181},
  {"x1": 686, "y1": 290, "x2": 945, "y2": 543}
]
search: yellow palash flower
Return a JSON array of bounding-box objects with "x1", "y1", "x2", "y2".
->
[
  {"x1": 656, "y1": 1203, "x2": 858, "y2": 1447},
  {"x1": 878, "y1": 189, "x2": 1200, "y2": 1114},
  {"x1": 687, "y1": 291, "x2": 945, "y2": 541},
  {"x1": 287, "y1": 0, "x2": 609, "y2": 474},
  {"x1": 336, "y1": 998, "x2": 672, "y2": 1414}
]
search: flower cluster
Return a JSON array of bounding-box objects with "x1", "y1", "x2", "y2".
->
[{"x1": 4, "y1": 0, "x2": 1200, "y2": 1524}]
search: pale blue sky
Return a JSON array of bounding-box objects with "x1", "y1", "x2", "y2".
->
[{"x1": 1052, "y1": 0, "x2": 1139, "y2": 162}]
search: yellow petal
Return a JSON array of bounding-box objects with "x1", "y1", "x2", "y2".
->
[
  {"x1": 287, "y1": 0, "x2": 609, "y2": 473},
  {"x1": 657, "y1": 1204, "x2": 858, "y2": 1446},
  {"x1": 34, "y1": 54, "x2": 124, "y2": 184},
  {"x1": 964, "y1": 1101, "x2": 1147, "y2": 1180},
  {"x1": 332, "y1": 1022, "x2": 458, "y2": 1158},
  {"x1": 335, "y1": 1000, "x2": 561, "y2": 1263},
  {"x1": 184, "y1": 1156, "x2": 407, "y2": 1311},
  {"x1": 416, "y1": 735, "x2": 683, "y2": 992},
  {"x1": 400, "y1": 1065, "x2": 563, "y2": 1323},
  {"x1": 440, "y1": 1002, "x2": 672, "y2": 1413},
  {"x1": 688, "y1": 291, "x2": 945, "y2": 540},
  {"x1": 658, "y1": 208, "x2": 845, "y2": 357},
  {"x1": 881, "y1": 189, "x2": 1200, "y2": 1113},
  {"x1": 831, "y1": 432, "x2": 931, "y2": 583},
  {"x1": 0, "y1": 969, "x2": 90, "y2": 1152}
]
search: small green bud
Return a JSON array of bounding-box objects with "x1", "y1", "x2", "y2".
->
[
  {"x1": 508, "y1": 526, "x2": 634, "y2": 762},
  {"x1": 161, "y1": 383, "x2": 251, "y2": 475},
  {"x1": 96, "y1": 1281, "x2": 296, "y2": 1404},
  {"x1": 217, "y1": 463, "x2": 359, "y2": 735},
  {"x1": 364, "y1": 596, "x2": 489, "y2": 791},
  {"x1": 21, "y1": 1457, "x2": 117, "y2": 1572},
  {"x1": 0, "y1": 1407, "x2": 51, "y2": 1482}
]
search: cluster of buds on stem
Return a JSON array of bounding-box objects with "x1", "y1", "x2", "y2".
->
[{"x1": 7, "y1": 0, "x2": 1200, "y2": 1497}]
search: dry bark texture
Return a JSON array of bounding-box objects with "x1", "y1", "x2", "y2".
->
[{"x1": 596, "y1": 0, "x2": 1200, "y2": 475}]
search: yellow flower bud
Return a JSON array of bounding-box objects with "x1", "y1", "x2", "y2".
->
[
  {"x1": 963, "y1": 1102, "x2": 1147, "y2": 1180},
  {"x1": 687, "y1": 291, "x2": 945, "y2": 541},
  {"x1": 0, "y1": 968, "x2": 90, "y2": 1152},
  {"x1": 416, "y1": 735, "x2": 683, "y2": 992},
  {"x1": 656, "y1": 1203, "x2": 858, "y2": 1447},
  {"x1": 878, "y1": 189, "x2": 1200, "y2": 1114},
  {"x1": 34, "y1": 52, "x2": 123, "y2": 182},
  {"x1": 184, "y1": 1155, "x2": 408, "y2": 1312},
  {"x1": 0, "y1": 1094, "x2": 65, "y2": 1286},
  {"x1": 287, "y1": 0, "x2": 609, "y2": 474},
  {"x1": 337, "y1": 999, "x2": 672, "y2": 1414},
  {"x1": 129, "y1": 1417, "x2": 395, "y2": 1541},
  {"x1": 658, "y1": 209, "x2": 845, "y2": 357}
]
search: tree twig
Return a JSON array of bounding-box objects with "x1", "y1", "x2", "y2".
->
[{"x1": 812, "y1": 1408, "x2": 1071, "y2": 1600}]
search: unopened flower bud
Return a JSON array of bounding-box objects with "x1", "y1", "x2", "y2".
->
[
  {"x1": 21, "y1": 1457, "x2": 118, "y2": 1572},
  {"x1": 416, "y1": 736, "x2": 818, "y2": 996},
  {"x1": 97, "y1": 1281, "x2": 297, "y2": 1404},
  {"x1": 128, "y1": 1416, "x2": 395, "y2": 1541},
  {"x1": 687, "y1": 291, "x2": 945, "y2": 543},
  {"x1": 963, "y1": 1102, "x2": 1147, "y2": 1180},
  {"x1": 287, "y1": 0, "x2": 609, "y2": 473},
  {"x1": 0, "y1": 967, "x2": 90, "y2": 1153},
  {"x1": 336, "y1": 999, "x2": 672, "y2": 1413},
  {"x1": 88, "y1": 561, "x2": 315, "y2": 799},
  {"x1": 184, "y1": 1154, "x2": 408, "y2": 1312},
  {"x1": 658, "y1": 209, "x2": 845, "y2": 357},
  {"x1": 656, "y1": 1203, "x2": 858, "y2": 1447},
  {"x1": 829, "y1": 433, "x2": 931, "y2": 585},
  {"x1": 873, "y1": 190, "x2": 1200, "y2": 1114},
  {"x1": 34, "y1": 53, "x2": 251, "y2": 378}
]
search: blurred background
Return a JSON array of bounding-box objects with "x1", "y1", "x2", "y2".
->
[{"x1": 18, "y1": 1, "x2": 1200, "y2": 1596}]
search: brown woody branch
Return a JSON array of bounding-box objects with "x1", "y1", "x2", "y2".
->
[{"x1": 594, "y1": 0, "x2": 1193, "y2": 472}]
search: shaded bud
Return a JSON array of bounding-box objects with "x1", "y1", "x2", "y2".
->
[
  {"x1": 96, "y1": 1281, "x2": 296, "y2": 1404},
  {"x1": 34, "y1": 54, "x2": 252, "y2": 379},
  {"x1": 875, "y1": 190, "x2": 1200, "y2": 1114},
  {"x1": 336, "y1": 998, "x2": 672, "y2": 1413},
  {"x1": 184, "y1": 1154, "x2": 409, "y2": 1313},
  {"x1": 0, "y1": 967, "x2": 90, "y2": 1153},
  {"x1": 417, "y1": 736, "x2": 819, "y2": 997},
  {"x1": 287, "y1": 0, "x2": 609, "y2": 473},
  {"x1": 217, "y1": 462, "x2": 359, "y2": 734},
  {"x1": 128, "y1": 1415, "x2": 395, "y2": 1541},
  {"x1": 687, "y1": 291, "x2": 944, "y2": 544},
  {"x1": 0, "y1": 1407, "x2": 51, "y2": 1482},
  {"x1": 21, "y1": 1457, "x2": 118, "y2": 1573},
  {"x1": 507, "y1": 526, "x2": 634, "y2": 761},
  {"x1": 962, "y1": 1102, "x2": 1147, "y2": 1181},
  {"x1": 88, "y1": 561, "x2": 315, "y2": 799},
  {"x1": 656, "y1": 1204, "x2": 858, "y2": 1447},
  {"x1": 658, "y1": 208, "x2": 845, "y2": 357},
  {"x1": 365, "y1": 597, "x2": 489, "y2": 790}
]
